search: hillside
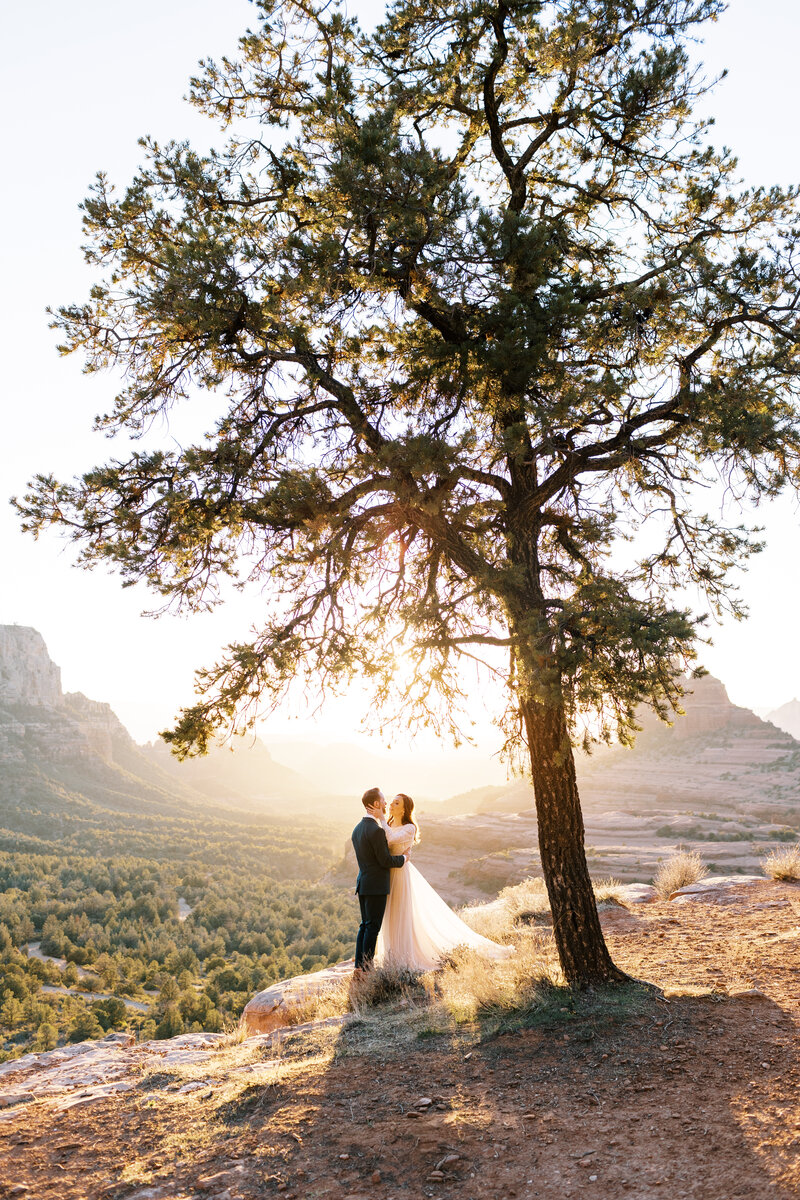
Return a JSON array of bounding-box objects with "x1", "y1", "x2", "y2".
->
[
  {"x1": 0, "y1": 876, "x2": 798, "y2": 1200},
  {"x1": 0, "y1": 627, "x2": 357, "y2": 1056},
  {"x1": 768, "y1": 698, "x2": 800, "y2": 742},
  {"x1": 409, "y1": 675, "x2": 800, "y2": 904},
  {"x1": 0, "y1": 625, "x2": 349, "y2": 825}
]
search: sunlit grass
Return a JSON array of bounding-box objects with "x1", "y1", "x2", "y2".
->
[
  {"x1": 653, "y1": 849, "x2": 708, "y2": 898},
  {"x1": 761, "y1": 844, "x2": 800, "y2": 882}
]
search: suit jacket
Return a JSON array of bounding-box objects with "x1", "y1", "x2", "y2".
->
[{"x1": 352, "y1": 816, "x2": 406, "y2": 896}]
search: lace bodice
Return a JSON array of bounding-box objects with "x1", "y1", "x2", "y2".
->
[{"x1": 383, "y1": 821, "x2": 416, "y2": 856}]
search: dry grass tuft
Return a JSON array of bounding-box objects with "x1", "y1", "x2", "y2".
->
[
  {"x1": 430, "y1": 930, "x2": 555, "y2": 1024},
  {"x1": 653, "y1": 849, "x2": 708, "y2": 898},
  {"x1": 761, "y1": 843, "x2": 800, "y2": 882},
  {"x1": 459, "y1": 878, "x2": 549, "y2": 940},
  {"x1": 594, "y1": 877, "x2": 625, "y2": 904},
  {"x1": 348, "y1": 966, "x2": 428, "y2": 1012}
]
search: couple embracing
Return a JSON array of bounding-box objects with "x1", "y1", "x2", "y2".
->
[{"x1": 351, "y1": 786, "x2": 512, "y2": 972}]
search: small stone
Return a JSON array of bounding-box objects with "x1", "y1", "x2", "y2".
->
[
  {"x1": 729, "y1": 987, "x2": 769, "y2": 1001},
  {"x1": 8, "y1": 1188, "x2": 31, "y2": 1198},
  {"x1": 416, "y1": 1096, "x2": 434, "y2": 1107},
  {"x1": 338, "y1": 1153, "x2": 350, "y2": 1160},
  {"x1": 761, "y1": 1062, "x2": 770, "y2": 1068},
  {"x1": 659, "y1": 1045, "x2": 669, "y2": 1051},
  {"x1": 0, "y1": 1094, "x2": 35, "y2": 1109},
  {"x1": 428, "y1": 1171, "x2": 445, "y2": 1181},
  {"x1": 405, "y1": 1110, "x2": 421, "y2": 1118},
  {"x1": 437, "y1": 1154, "x2": 460, "y2": 1168},
  {"x1": 589, "y1": 1175, "x2": 598, "y2": 1182},
  {"x1": 371, "y1": 1171, "x2": 381, "y2": 1183}
]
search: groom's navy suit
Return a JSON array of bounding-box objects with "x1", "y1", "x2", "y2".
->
[{"x1": 352, "y1": 815, "x2": 406, "y2": 968}]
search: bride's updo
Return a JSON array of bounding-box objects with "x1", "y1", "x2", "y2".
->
[{"x1": 393, "y1": 792, "x2": 421, "y2": 844}]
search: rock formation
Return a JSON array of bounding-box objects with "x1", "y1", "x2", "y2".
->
[
  {"x1": 0, "y1": 626, "x2": 204, "y2": 822},
  {"x1": 636, "y1": 673, "x2": 767, "y2": 740},
  {"x1": 0, "y1": 625, "x2": 136, "y2": 767},
  {"x1": 241, "y1": 959, "x2": 355, "y2": 1035},
  {"x1": 0, "y1": 625, "x2": 63, "y2": 707}
]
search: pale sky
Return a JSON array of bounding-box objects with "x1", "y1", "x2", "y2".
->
[{"x1": 1, "y1": 0, "x2": 799, "y2": 752}]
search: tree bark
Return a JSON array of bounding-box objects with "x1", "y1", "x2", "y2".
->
[{"x1": 520, "y1": 689, "x2": 628, "y2": 987}]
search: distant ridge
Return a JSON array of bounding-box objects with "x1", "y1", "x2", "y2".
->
[
  {"x1": 766, "y1": 697, "x2": 800, "y2": 741},
  {"x1": 0, "y1": 625, "x2": 331, "y2": 831},
  {"x1": 437, "y1": 672, "x2": 800, "y2": 816}
]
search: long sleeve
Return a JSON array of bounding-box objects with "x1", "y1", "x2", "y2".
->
[
  {"x1": 367, "y1": 822, "x2": 406, "y2": 870},
  {"x1": 385, "y1": 823, "x2": 416, "y2": 856}
]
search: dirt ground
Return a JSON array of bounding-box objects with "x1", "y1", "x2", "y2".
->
[{"x1": 1, "y1": 880, "x2": 798, "y2": 1200}]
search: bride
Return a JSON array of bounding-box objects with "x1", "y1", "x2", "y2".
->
[{"x1": 374, "y1": 792, "x2": 513, "y2": 971}]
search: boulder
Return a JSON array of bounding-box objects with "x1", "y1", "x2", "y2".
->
[{"x1": 241, "y1": 959, "x2": 354, "y2": 1036}]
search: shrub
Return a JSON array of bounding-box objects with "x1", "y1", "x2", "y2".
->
[
  {"x1": 155, "y1": 1003, "x2": 185, "y2": 1039},
  {"x1": 68, "y1": 1008, "x2": 103, "y2": 1042},
  {"x1": 761, "y1": 845, "x2": 800, "y2": 882},
  {"x1": 34, "y1": 1022, "x2": 58, "y2": 1051},
  {"x1": 653, "y1": 850, "x2": 708, "y2": 898},
  {"x1": 460, "y1": 875, "x2": 625, "y2": 939}
]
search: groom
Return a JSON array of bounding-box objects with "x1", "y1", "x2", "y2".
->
[{"x1": 352, "y1": 787, "x2": 408, "y2": 970}]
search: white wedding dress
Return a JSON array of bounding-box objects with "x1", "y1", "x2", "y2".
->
[{"x1": 374, "y1": 822, "x2": 514, "y2": 971}]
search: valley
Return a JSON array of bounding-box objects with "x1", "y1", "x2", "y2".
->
[{"x1": 0, "y1": 624, "x2": 798, "y2": 1061}]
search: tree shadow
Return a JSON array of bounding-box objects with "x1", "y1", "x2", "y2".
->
[
  {"x1": 5, "y1": 983, "x2": 794, "y2": 1199},
  {"x1": 207, "y1": 984, "x2": 798, "y2": 1200}
]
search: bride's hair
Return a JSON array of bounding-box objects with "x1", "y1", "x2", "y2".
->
[{"x1": 392, "y1": 792, "x2": 421, "y2": 844}]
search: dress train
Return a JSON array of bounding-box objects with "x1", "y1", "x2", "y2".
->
[{"x1": 374, "y1": 823, "x2": 514, "y2": 971}]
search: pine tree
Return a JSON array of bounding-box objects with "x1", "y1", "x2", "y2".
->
[{"x1": 17, "y1": 0, "x2": 800, "y2": 986}]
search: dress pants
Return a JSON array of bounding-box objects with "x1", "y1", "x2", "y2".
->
[{"x1": 355, "y1": 893, "x2": 387, "y2": 968}]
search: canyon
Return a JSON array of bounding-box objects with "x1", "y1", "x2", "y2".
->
[{"x1": 1, "y1": 624, "x2": 799, "y2": 905}]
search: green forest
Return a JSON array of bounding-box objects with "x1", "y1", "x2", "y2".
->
[{"x1": 0, "y1": 765, "x2": 354, "y2": 1060}]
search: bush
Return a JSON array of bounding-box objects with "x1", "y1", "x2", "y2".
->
[
  {"x1": 68, "y1": 1008, "x2": 103, "y2": 1042},
  {"x1": 155, "y1": 1003, "x2": 185, "y2": 1039},
  {"x1": 653, "y1": 850, "x2": 708, "y2": 898},
  {"x1": 761, "y1": 845, "x2": 800, "y2": 882},
  {"x1": 93, "y1": 996, "x2": 128, "y2": 1031},
  {"x1": 34, "y1": 1022, "x2": 58, "y2": 1051}
]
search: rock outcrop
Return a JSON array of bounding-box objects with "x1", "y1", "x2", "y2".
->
[
  {"x1": 636, "y1": 673, "x2": 768, "y2": 740},
  {"x1": 0, "y1": 625, "x2": 63, "y2": 708},
  {"x1": 0, "y1": 626, "x2": 182, "y2": 782},
  {"x1": 0, "y1": 1031, "x2": 229, "y2": 1118},
  {"x1": 241, "y1": 959, "x2": 354, "y2": 1035}
]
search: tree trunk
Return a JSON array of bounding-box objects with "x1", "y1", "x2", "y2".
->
[{"x1": 521, "y1": 691, "x2": 628, "y2": 987}]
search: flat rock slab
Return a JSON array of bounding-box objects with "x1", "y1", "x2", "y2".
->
[
  {"x1": 241, "y1": 959, "x2": 354, "y2": 1037},
  {"x1": 615, "y1": 883, "x2": 657, "y2": 905},
  {"x1": 669, "y1": 875, "x2": 764, "y2": 903},
  {"x1": 0, "y1": 1031, "x2": 227, "y2": 1109}
]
